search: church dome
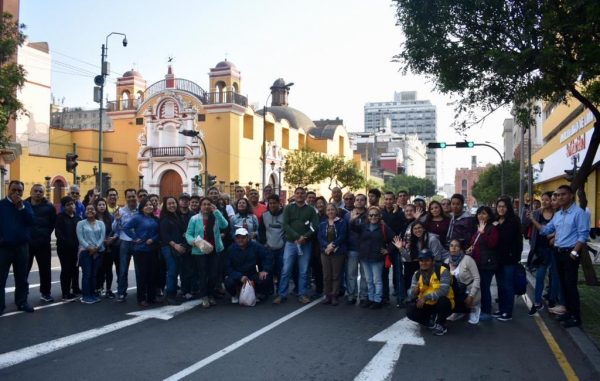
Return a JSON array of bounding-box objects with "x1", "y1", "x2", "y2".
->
[
  {"x1": 265, "y1": 106, "x2": 316, "y2": 133},
  {"x1": 122, "y1": 69, "x2": 143, "y2": 78},
  {"x1": 215, "y1": 59, "x2": 237, "y2": 69}
]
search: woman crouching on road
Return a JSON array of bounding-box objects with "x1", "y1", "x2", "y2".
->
[
  {"x1": 448, "y1": 238, "x2": 481, "y2": 324},
  {"x1": 76, "y1": 204, "x2": 106, "y2": 304}
]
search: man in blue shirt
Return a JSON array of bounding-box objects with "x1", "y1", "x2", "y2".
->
[
  {"x1": 530, "y1": 185, "x2": 589, "y2": 328},
  {"x1": 0, "y1": 180, "x2": 35, "y2": 314}
]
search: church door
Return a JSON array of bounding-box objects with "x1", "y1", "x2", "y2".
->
[{"x1": 160, "y1": 170, "x2": 183, "y2": 199}]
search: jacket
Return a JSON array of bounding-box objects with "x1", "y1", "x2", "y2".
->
[
  {"x1": 451, "y1": 254, "x2": 481, "y2": 303},
  {"x1": 259, "y1": 209, "x2": 285, "y2": 250},
  {"x1": 123, "y1": 214, "x2": 160, "y2": 253},
  {"x1": 55, "y1": 212, "x2": 81, "y2": 250},
  {"x1": 230, "y1": 213, "x2": 259, "y2": 240},
  {"x1": 345, "y1": 209, "x2": 368, "y2": 251},
  {"x1": 0, "y1": 198, "x2": 34, "y2": 247},
  {"x1": 76, "y1": 219, "x2": 106, "y2": 253},
  {"x1": 226, "y1": 241, "x2": 273, "y2": 282},
  {"x1": 159, "y1": 213, "x2": 187, "y2": 247},
  {"x1": 357, "y1": 222, "x2": 394, "y2": 262},
  {"x1": 496, "y1": 217, "x2": 523, "y2": 265},
  {"x1": 470, "y1": 224, "x2": 499, "y2": 270},
  {"x1": 317, "y1": 217, "x2": 348, "y2": 256},
  {"x1": 410, "y1": 265, "x2": 455, "y2": 309},
  {"x1": 447, "y1": 211, "x2": 477, "y2": 249},
  {"x1": 282, "y1": 202, "x2": 319, "y2": 242},
  {"x1": 26, "y1": 197, "x2": 56, "y2": 246},
  {"x1": 185, "y1": 210, "x2": 229, "y2": 254}
]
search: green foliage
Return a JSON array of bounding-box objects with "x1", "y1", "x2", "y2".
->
[
  {"x1": 471, "y1": 160, "x2": 521, "y2": 205},
  {"x1": 393, "y1": 1, "x2": 600, "y2": 192},
  {"x1": 0, "y1": 13, "x2": 27, "y2": 148},
  {"x1": 320, "y1": 155, "x2": 366, "y2": 191},
  {"x1": 384, "y1": 174, "x2": 436, "y2": 197}
]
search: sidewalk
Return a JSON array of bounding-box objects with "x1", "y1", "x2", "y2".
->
[{"x1": 523, "y1": 240, "x2": 600, "y2": 375}]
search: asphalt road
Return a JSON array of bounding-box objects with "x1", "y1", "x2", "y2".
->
[{"x1": 1, "y1": 254, "x2": 598, "y2": 381}]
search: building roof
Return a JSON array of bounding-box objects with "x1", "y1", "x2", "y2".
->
[
  {"x1": 122, "y1": 69, "x2": 143, "y2": 78},
  {"x1": 264, "y1": 106, "x2": 316, "y2": 132},
  {"x1": 215, "y1": 59, "x2": 237, "y2": 69},
  {"x1": 309, "y1": 124, "x2": 340, "y2": 139}
]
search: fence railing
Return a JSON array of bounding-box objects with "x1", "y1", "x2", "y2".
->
[
  {"x1": 207, "y1": 91, "x2": 248, "y2": 107},
  {"x1": 150, "y1": 146, "x2": 186, "y2": 157}
]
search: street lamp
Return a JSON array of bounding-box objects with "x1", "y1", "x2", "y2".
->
[
  {"x1": 95, "y1": 32, "x2": 127, "y2": 196},
  {"x1": 262, "y1": 81, "x2": 293, "y2": 193},
  {"x1": 538, "y1": 158, "x2": 545, "y2": 172},
  {"x1": 179, "y1": 129, "x2": 209, "y2": 192}
]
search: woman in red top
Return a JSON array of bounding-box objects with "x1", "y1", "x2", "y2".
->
[{"x1": 423, "y1": 200, "x2": 450, "y2": 248}]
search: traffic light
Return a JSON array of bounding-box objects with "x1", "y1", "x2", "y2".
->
[
  {"x1": 427, "y1": 142, "x2": 447, "y2": 149},
  {"x1": 192, "y1": 175, "x2": 202, "y2": 187},
  {"x1": 208, "y1": 175, "x2": 217, "y2": 187},
  {"x1": 456, "y1": 141, "x2": 475, "y2": 148},
  {"x1": 66, "y1": 153, "x2": 78, "y2": 173}
]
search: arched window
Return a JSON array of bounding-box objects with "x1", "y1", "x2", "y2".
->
[
  {"x1": 461, "y1": 179, "x2": 467, "y2": 189},
  {"x1": 215, "y1": 81, "x2": 226, "y2": 103},
  {"x1": 122, "y1": 90, "x2": 131, "y2": 110}
]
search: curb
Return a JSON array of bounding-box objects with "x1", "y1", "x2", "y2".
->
[{"x1": 525, "y1": 268, "x2": 600, "y2": 376}]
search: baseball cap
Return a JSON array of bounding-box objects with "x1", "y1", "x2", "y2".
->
[
  {"x1": 235, "y1": 227, "x2": 249, "y2": 236},
  {"x1": 418, "y1": 249, "x2": 434, "y2": 260}
]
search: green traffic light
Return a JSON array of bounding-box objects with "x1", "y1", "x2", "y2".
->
[{"x1": 440, "y1": 142, "x2": 447, "y2": 148}]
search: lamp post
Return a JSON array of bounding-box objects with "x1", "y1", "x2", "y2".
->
[
  {"x1": 262, "y1": 81, "x2": 293, "y2": 193},
  {"x1": 95, "y1": 32, "x2": 127, "y2": 196},
  {"x1": 179, "y1": 130, "x2": 209, "y2": 193}
]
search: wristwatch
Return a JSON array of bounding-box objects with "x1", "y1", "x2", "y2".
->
[{"x1": 570, "y1": 250, "x2": 579, "y2": 257}]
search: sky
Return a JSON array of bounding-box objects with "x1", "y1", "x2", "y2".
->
[{"x1": 20, "y1": 0, "x2": 511, "y2": 186}]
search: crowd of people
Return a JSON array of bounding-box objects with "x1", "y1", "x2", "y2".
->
[{"x1": 0, "y1": 180, "x2": 589, "y2": 336}]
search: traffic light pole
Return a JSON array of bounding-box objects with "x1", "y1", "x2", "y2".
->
[
  {"x1": 72, "y1": 143, "x2": 77, "y2": 185},
  {"x1": 473, "y1": 143, "x2": 505, "y2": 196}
]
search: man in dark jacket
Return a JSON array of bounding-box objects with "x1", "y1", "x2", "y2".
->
[
  {"x1": 26, "y1": 184, "x2": 57, "y2": 302},
  {"x1": 0, "y1": 180, "x2": 35, "y2": 314},
  {"x1": 225, "y1": 228, "x2": 273, "y2": 303},
  {"x1": 446, "y1": 193, "x2": 476, "y2": 250}
]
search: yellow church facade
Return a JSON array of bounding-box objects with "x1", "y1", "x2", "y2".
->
[{"x1": 12, "y1": 60, "x2": 356, "y2": 206}]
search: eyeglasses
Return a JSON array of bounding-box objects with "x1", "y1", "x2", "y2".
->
[
  {"x1": 71, "y1": 192, "x2": 79, "y2": 195},
  {"x1": 368, "y1": 214, "x2": 380, "y2": 217},
  {"x1": 33, "y1": 189, "x2": 44, "y2": 193},
  {"x1": 343, "y1": 197, "x2": 354, "y2": 201}
]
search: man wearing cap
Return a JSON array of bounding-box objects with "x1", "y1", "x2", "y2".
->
[
  {"x1": 406, "y1": 250, "x2": 454, "y2": 336},
  {"x1": 225, "y1": 228, "x2": 273, "y2": 303},
  {"x1": 113, "y1": 188, "x2": 138, "y2": 302}
]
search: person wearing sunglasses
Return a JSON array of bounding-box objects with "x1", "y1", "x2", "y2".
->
[{"x1": 357, "y1": 206, "x2": 394, "y2": 309}]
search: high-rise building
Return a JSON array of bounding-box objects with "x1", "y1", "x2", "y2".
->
[{"x1": 364, "y1": 91, "x2": 437, "y2": 184}]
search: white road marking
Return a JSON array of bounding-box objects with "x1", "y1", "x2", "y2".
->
[
  {"x1": 163, "y1": 298, "x2": 323, "y2": 381},
  {"x1": 354, "y1": 317, "x2": 425, "y2": 381},
  {"x1": 9, "y1": 266, "x2": 61, "y2": 276},
  {"x1": 0, "y1": 299, "x2": 202, "y2": 369},
  {"x1": 4, "y1": 281, "x2": 61, "y2": 293}
]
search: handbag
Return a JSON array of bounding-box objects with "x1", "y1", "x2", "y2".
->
[{"x1": 239, "y1": 280, "x2": 256, "y2": 307}]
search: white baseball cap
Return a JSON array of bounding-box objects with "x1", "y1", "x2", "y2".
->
[{"x1": 235, "y1": 227, "x2": 249, "y2": 236}]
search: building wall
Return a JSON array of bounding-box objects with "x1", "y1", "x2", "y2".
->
[{"x1": 454, "y1": 165, "x2": 489, "y2": 208}]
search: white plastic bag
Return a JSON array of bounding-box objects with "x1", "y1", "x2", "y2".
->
[
  {"x1": 239, "y1": 280, "x2": 256, "y2": 307},
  {"x1": 194, "y1": 236, "x2": 214, "y2": 254}
]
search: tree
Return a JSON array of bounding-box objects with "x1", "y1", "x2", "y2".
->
[
  {"x1": 0, "y1": 13, "x2": 27, "y2": 148},
  {"x1": 394, "y1": 1, "x2": 600, "y2": 193},
  {"x1": 283, "y1": 148, "x2": 326, "y2": 188},
  {"x1": 472, "y1": 161, "x2": 521, "y2": 205},
  {"x1": 384, "y1": 174, "x2": 436, "y2": 197},
  {"x1": 320, "y1": 155, "x2": 366, "y2": 191}
]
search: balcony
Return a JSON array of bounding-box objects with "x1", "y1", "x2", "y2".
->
[
  {"x1": 207, "y1": 91, "x2": 248, "y2": 107},
  {"x1": 150, "y1": 146, "x2": 186, "y2": 157},
  {"x1": 106, "y1": 98, "x2": 140, "y2": 112}
]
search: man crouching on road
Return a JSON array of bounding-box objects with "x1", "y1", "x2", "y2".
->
[
  {"x1": 225, "y1": 228, "x2": 273, "y2": 304},
  {"x1": 406, "y1": 250, "x2": 454, "y2": 336}
]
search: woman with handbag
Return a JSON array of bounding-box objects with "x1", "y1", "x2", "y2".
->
[
  {"x1": 467, "y1": 206, "x2": 499, "y2": 321},
  {"x1": 448, "y1": 239, "x2": 481, "y2": 324},
  {"x1": 317, "y1": 203, "x2": 348, "y2": 306},
  {"x1": 186, "y1": 198, "x2": 229, "y2": 308},
  {"x1": 160, "y1": 196, "x2": 188, "y2": 305}
]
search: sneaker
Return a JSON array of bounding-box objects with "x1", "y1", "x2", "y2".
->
[
  {"x1": 561, "y1": 317, "x2": 582, "y2": 328},
  {"x1": 208, "y1": 296, "x2": 217, "y2": 306},
  {"x1": 528, "y1": 304, "x2": 544, "y2": 316},
  {"x1": 80, "y1": 297, "x2": 96, "y2": 305},
  {"x1": 183, "y1": 293, "x2": 194, "y2": 301},
  {"x1": 157, "y1": 289, "x2": 164, "y2": 297},
  {"x1": 346, "y1": 298, "x2": 356, "y2": 305},
  {"x1": 447, "y1": 313, "x2": 465, "y2": 321},
  {"x1": 496, "y1": 313, "x2": 512, "y2": 321},
  {"x1": 116, "y1": 294, "x2": 126, "y2": 303},
  {"x1": 40, "y1": 294, "x2": 54, "y2": 303},
  {"x1": 359, "y1": 300, "x2": 373, "y2": 308},
  {"x1": 92, "y1": 296, "x2": 102, "y2": 304},
  {"x1": 231, "y1": 296, "x2": 239, "y2": 304},
  {"x1": 298, "y1": 295, "x2": 311, "y2": 304},
  {"x1": 491, "y1": 311, "x2": 502, "y2": 318},
  {"x1": 166, "y1": 297, "x2": 180, "y2": 305},
  {"x1": 62, "y1": 293, "x2": 77, "y2": 302},
  {"x1": 468, "y1": 306, "x2": 481, "y2": 324},
  {"x1": 479, "y1": 313, "x2": 492, "y2": 322},
  {"x1": 17, "y1": 303, "x2": 34, "y2": 313},
  {"x1": 432, "y1": 323, "x2": 447, "y2": 336},
  {"x1": 549, "y1": 305, "x2": 567, "y2": 315},
  {"x1": 272, "y1": 296, "x2": 286, "y2": 304},
  {"x1": 105, "y1": 290, "x2": 116, "y2": 299},
  {"x1": 201, "y1": 297, "x2": 210, "y2": 308}
]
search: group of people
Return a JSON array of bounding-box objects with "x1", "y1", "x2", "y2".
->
[{"x1": 0, "y1": 180, "x2": 590, "y2": 336}]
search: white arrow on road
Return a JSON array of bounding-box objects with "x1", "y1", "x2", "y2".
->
[
  {"x1": 354, "y1": 317, "x2": 425, "y2": 381},
  {"x1": 0, "y1": 300, "x2": 202, "y2": 370}
]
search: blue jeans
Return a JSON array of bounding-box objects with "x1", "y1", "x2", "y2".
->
[
  {"x1": 161, "y1": 246, "x2": 181, "y2": 295},
  {"x1": 480, "y1": 269, "x2": 495, "y2": 314},
  {"x1": 534, "y1": 247, "x2": 553, "y2": 305},
  {"x1": 346, "y1": 251, "x2": 368, "y2": 300},
  {"x1": 549, "y1": 249, "x2": 565, "y2": 305},
  {"x1": 361, "y1": 260, "x2": 384, "y2": 303},
  {"x1": 278, "y1": 241, "x2": 312, "y2": 297},
  {"x1": 496, "y1": 264, "x2": 516, "y2": 316},
  {"x1": 0, "y1": 244, "x2": 29, "y2": 310},
  {"x1": 117, "y1": 240, "x2": 135, "y2": 296},
  {"x1": 79, "y1": 250, "x2": 102, "y2": 299}
]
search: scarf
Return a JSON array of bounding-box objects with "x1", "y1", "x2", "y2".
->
[{"x1": 449, "y1": 252, "x2": 465, "y2": 268}]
